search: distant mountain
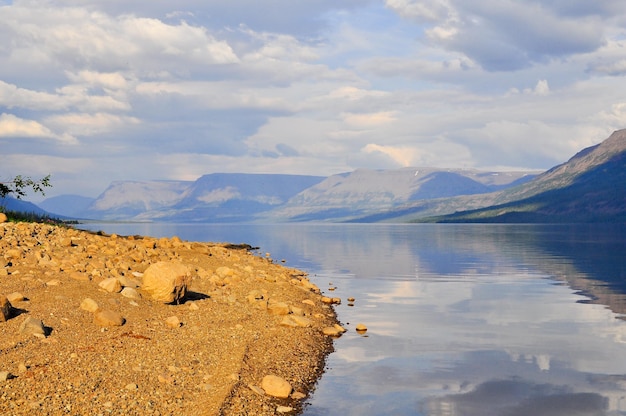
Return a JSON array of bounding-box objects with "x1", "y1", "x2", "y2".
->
[
  {"x1": 82, "y1": 180, "x2": 193, "y2": 220},
  {"x1": 262, "y1": 168, "x2": 536, "y2": 222},
  {"x1": 37, "y1": 194, "x2": 95, "y2": 218},
  {"x1": 424, "y1": 129, "x2": 626, "y2": 223},
  {"x1": 1, "y1": 196, "x2": 50, "y2": 216},
  {"x1": 57, "y1": 174, "x2": 326, "y2": 222},
  {"x1": 158, "y1": 173, "x2": 326, "y2": 222}
]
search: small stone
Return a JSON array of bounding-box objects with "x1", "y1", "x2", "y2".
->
[
  {"x1": 118, "y1": 275, "x2": 141, "y2": 288},
  {"x1": 280, "y1": 315, "x2": 312, "y2": 328},
  {"x1": 322, "y1": 326, "x2": 345, "y2": 337},
  {"x1": 289, "y1": 305, "x2": 304, "y2": 316},
  {"x1": 0, "y1": 371, "x2": 12, "y2": 382},
  {"x1": 248, "y1": 384, "x2": 265, "y2": 396},
  {"x1": 94, "y1": 310, "x2": 125, "y2": 327},
  {"x1": 46, "y1": 279, "x2": 61, "y2": 286},
  {"x1": 120, "y1": 287, "x2": 141, "y2": 300},
  {"x1": 99, "y1": 278, "x2": 122, "y2": 293},
  {"x1": 19, "y1": 317, "x2": 46, "y2": 337},
  {"x1": 125, "y1": 383, "x2": 138, "y2": 390},
  {"x1": 291, "y1": 391, "x2": 306, "y2": 400},
  {"x1": 301, "y1": 299, "x2": 315, "y2": 307},
  {"x1": 277, "y1": 406, "x2": 294, "y2": 413},
  {"x1": 0, "y1": 295, "x2": 13, "y2": 322},
  {"x1": 6, "y1": 292, "x2": 25, "y2": 303},
  {"x1": 165, "y1": 316, "x2": 181, "y2": 328},
  {"x1": 0, "y1": 212, "x2": 7, "y2": 223},
  {"x1": 347, "y1": 297, "x2": 355, "y2": 302},
  {"x1": 80, "y1": 298, "x2": 99, "y2": 313},
  {"x1": 261, "y1": 375, "x2": 292, "y2": 399},
  {"x1": 267, "y1": 302, "x2": 290, "y2": 316},
  {"x1": 188, "y1": 302, "x2": 199, "y2": 311},
  {"x1": 18, "y1": 363, "x2": 27, "y2": 373},
  {"x1": 355, "y1": 323, "x2": 368, "y2": 332},
  {"x1": 69, "y1": 271, "x2": 90, "y2": 282}
]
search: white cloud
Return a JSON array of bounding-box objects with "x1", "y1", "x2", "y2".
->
[
  {"x1": 1, "y1": 0, "x2": 626, "y2": 197},
  {"x1": 0, "y1": 113, "x2": 77, "y2": 144}
]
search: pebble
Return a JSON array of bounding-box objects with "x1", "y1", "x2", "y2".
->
[
  {"x1": 261, "y1": 375, "x2": 292, "y2": 398},
  {"x1": 99, "y1": 277, "x2": 122, "y2": 293},
  {"x1": 0, "y1": 295, "x2": 13, "y2": 322},
  {"x1": 6, "y1": 292, "x2": 26, "y2": 303},
  {"x1": 80, "y1": 298, "x2": 99, "y2": 313},
  {"x1": 355, "y1": 323, "x2": 368, "y2": 332},
  {"x1": 94, "y1": 309, "x2": 125, "y2": 327},
  {"x1": 277, "y1": 406, "x2": 294, "y2": 413},
  {"x1": 165, "y1": 316, "x2": 182, "y2": 328},
  {"x1": 19, "y1": 316, "x2": 46, "y2": 337}
]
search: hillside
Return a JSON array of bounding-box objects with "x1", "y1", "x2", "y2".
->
[
  {"x1": 261, "y1": 168, "x2": 535, "y2": 222},
  {"x1": 38, "y1": 170, "x2": 532, "y2": 223},
  {"x1": 417, "y1": 129, "x2": 626, "y2": 223}
]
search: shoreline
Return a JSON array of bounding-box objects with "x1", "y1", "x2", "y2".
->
[{"x1": 0, "y1": 221, "x2": 339, "y2": 415}]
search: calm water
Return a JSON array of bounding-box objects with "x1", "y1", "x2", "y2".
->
[{"x1": 78, "y1": 223, "x2": 626, "y2": 416}]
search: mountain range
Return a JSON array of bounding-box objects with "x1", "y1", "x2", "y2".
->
[{"x1": 18, "y1": 129, "x2": 626, "y2": 223}]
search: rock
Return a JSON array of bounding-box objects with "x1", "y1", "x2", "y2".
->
[
  {"x1": 216, "y1": 266, "x2": 234, "y2": 278},
  {"x1": 69, "y1": 271, "x2": 90, "y2": 282},
  {"x1": 6, "y1": 292, "x2": 25, "y2": 303},
  {"x1": 99, "y1": 278, "x2": 122, "y2": 293},
  {"x1": 0, "y1": 212, "x2": 7, "y2": 223},
  {"x1": 0, "y1": 295, "x2": 13, "y2": 322},
  {"x1": 321, "y1": 296, "x2": 341, "y2": 305},
  {"x1": 261, "y1": 375, "x2": 292, "y2": 399},
  {"x1": 355, "y1": 323, "x2": 368, "y2": 332},
  {"x1": 0, "y1": 371, "x2": 12, "y2": 382},
  {"x1": 118, "y1": 275, "x2": 141, "y2": 288},
  {"x1": 322, "y1": 325, "x2": 346, "y2": 337},
  {"x1": 289, "y1": 305, "x2": 304, "y2": 316},
  {"x1": 165, "y1": 316, "x2": 181, "y2": 328},
  {"x1": 301, "y1": 299, "x2": 315, "y2": 307},
  {"x1": 19, "y1": 317, "x2": 46, "y2": 337},
  {"x1": 248, "y1": 384, "x2": 265, "y2": 396},
  {"x1": 80, "y1": 298, "x2": 99, "y2": 313},
  {"x1": 291, "y1": 391, "x2": 306, "y2": 400},
  {"x1": 280, "y1": 315, "x2": 312, "y2": 328},
  {"x1": 120, "y1": 287, "x2": 141, "y2": 300},
  {"x1": 277, "y1": 406, "x2": 294, "y2": 413},
  {"x1": 267, "y1": 302, "x2": 290, "y2": 316},
  {"x1": 94, "y1": 310, "x2": 125, "y2": 327},
  {"x1": 141, "y1": 261, "x2": 192, "y2": 304}
]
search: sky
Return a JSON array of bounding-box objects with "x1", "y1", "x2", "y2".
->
[{"x1": 2, "y1": 0, "x2": 626, "y2": 199}]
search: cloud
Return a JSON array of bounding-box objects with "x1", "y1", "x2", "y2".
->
[
  {"x1": 387, "y1": 0, "x2": 610, "y2": 71},
  {"x1": 0, "y1": 113, "x2": 77, "y2": 143},
  {"x1": 1, "y1": 0, "x2": 626, "y2": 197}
]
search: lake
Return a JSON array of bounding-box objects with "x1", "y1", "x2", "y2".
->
[{"x1": 77, "y1": 222, "x2": 626, "y2": 416}]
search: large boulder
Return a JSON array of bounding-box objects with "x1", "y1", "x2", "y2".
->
[{"x1": 142, "y1": 261, "x2": 192, "y2": 304}]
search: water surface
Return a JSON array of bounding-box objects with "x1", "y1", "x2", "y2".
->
[{"x1": 78, "y1": 223, "x2": 626, "y2": 415}]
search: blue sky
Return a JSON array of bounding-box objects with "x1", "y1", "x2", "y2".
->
[{"x1": 1, "y1": 0, "x2": 626, "y2": 198}]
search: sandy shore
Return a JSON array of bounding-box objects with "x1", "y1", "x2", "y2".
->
[{"x1": 0, "y1": 221, "x2": 340, "y2": 415}]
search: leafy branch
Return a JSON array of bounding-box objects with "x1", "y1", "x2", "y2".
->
[{"x1": 0, "y1": 174, "x2": 52, "y2": 206}]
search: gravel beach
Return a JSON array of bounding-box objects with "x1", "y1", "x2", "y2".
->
[{"x1": 0, "y1": 220, "x2": 339, "y2": 415}]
